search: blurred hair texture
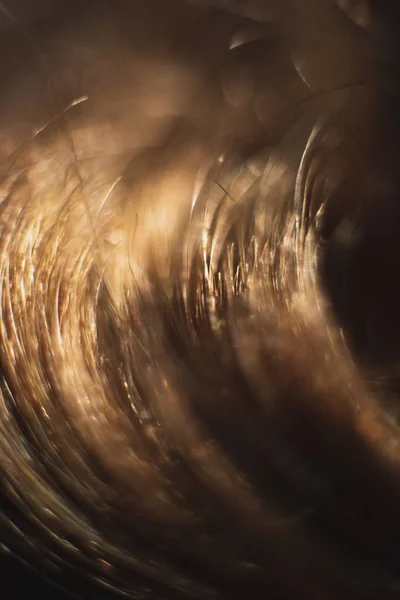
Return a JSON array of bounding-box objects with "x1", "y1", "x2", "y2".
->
[{"x1": 1, "y1": 0, "x2": 400, "y2": 598}]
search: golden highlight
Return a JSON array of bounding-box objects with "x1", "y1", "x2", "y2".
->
[{"x1": 1, "y1": 0, "x2": 400, "y2": 598}]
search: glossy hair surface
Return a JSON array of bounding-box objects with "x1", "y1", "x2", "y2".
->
[{"x1": 1, "y1": 1, "x2": 400, "y2": 598}]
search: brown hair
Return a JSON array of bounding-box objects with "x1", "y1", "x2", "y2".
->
[{"x1": 1, "y1": 1, "x2": 400, "y2": 598}]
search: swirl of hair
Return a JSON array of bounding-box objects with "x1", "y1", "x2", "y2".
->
[{"x1": 1, "y1": 0, "x2": 400, "y2": 599}]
